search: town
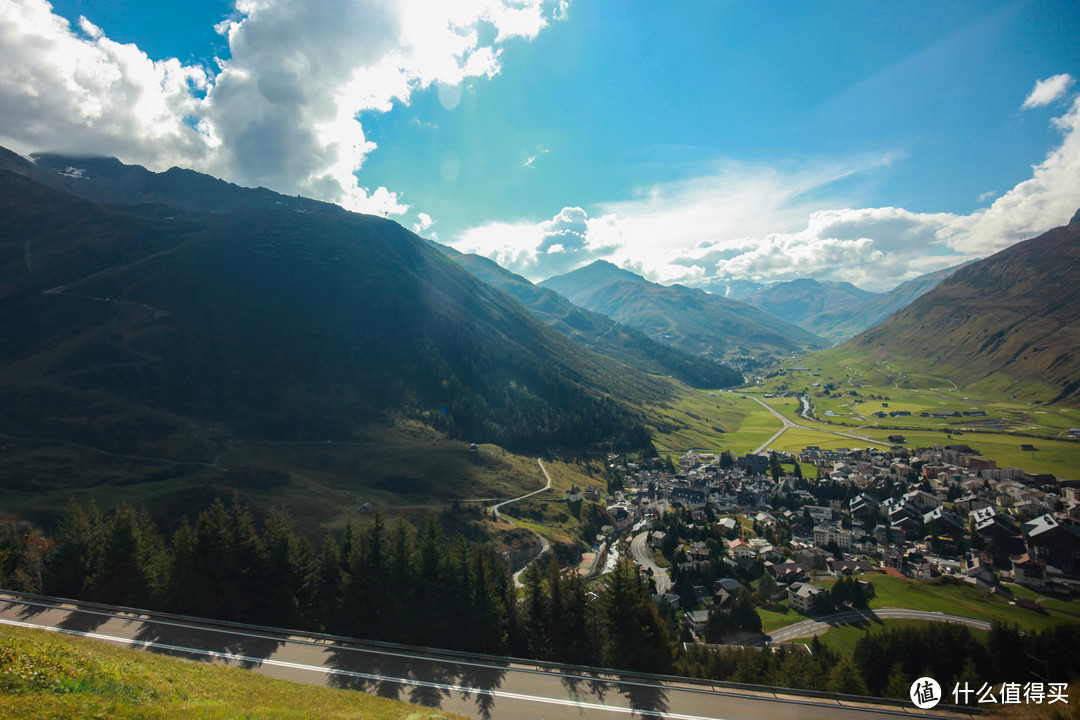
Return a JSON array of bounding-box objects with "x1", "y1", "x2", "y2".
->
[{"x1": 582, "y1": 440, "x2": 1079, "y2": 644}]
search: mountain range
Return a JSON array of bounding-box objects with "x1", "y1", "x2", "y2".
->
[
  {"x1": 848, "y1": 214, "x2": 1080, "y2": 401},
  {"x1": 739, "y1": 265, "x2": 970, "y2": 340},
  {"x1": 436, "y1": 246, "x2": 742, "y2": 388},
  {"x1": 0, "y1": 148, "x2": 663, "y2": 460},
  {"x1": 540, "y1": 260, "x2": 826, "y2": 358}
]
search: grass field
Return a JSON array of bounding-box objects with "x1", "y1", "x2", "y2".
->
[
  {"x1": 0, "y1": 623, "x2": 465, "y2": 720},
  {"x1": 648, "y1": 386, "x2": 780, "y2": 455},
  {"x1": 787, "y1": 618, "x2": 990, "y2": 656},
  {"x1": 736, "y1": 350, "x2": 1080, "y2": 477}
]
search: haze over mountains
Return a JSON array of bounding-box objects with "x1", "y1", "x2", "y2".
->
[
  {"x1": 541, "y1": 260, "x2": 826, "y2": 358},
  {"x1": 437, "y1": 246, "x2": 742, "y2": 388},
  {"x1": 738, "y1": 264, "x2": 971, "y2": 341}
]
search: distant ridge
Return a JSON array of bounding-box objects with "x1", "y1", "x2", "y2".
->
[
  {"x1": 438, "y1": 246, "x2": 743, "y2": 388},
  {"x1": 847, "y1": 214, "x2": 1080, "y2": 401},
  {"x1": 541, "y1": 260, "x2": 825, "y2": 358}
]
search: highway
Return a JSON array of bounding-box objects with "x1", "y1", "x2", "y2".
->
[
  {"x1": 631, "y1": 530, "x2": 673, "y2": 594},
  {"x1": 767, "y1": 607, "x2": 992, "y2": 644},
  {"x1": 0, "y1": 592, "x2": 977, "y2": 720}
]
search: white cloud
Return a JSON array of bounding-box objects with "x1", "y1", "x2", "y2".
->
[
  {"x1": 453, "y1": 204, "x2": 623, "y2": 279},
  {"x1": 412, "y1": 211, "x2": 435, "y2": 235},
  {"x1": 1022, "y1": 73, "x2": 1075, "y2": 110},
  {"x1": 0, "y1": 0, "x2": 565, "y2": 216},
  {"x1": 455, "y1": 95, "x2": 1080, "y2": 291}
]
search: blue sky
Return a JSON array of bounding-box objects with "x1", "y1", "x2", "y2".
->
[{"x1": 3, "y1": 0, "x2": 1079, "y2": 290}]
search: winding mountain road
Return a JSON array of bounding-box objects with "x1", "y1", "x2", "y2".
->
[
  {"x1": 631, "y1": 531, "x2": 672, "y2": 595},
  {"x1": 766, "y1": 607, "x2": 992, "y2": 643},
  {"x1": 490, "y1": 458, "x2": 552, "y2": 586}
]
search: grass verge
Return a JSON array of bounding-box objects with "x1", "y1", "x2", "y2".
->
[{"x1": 0, "y1": 623, "x2": 467, "y2": 720}]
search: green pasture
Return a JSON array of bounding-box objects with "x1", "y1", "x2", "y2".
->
[{"x1": 649, "y1": 387, "x2": 780, "y2": 454}]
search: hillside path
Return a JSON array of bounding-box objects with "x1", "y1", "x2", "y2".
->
[{"x1": 490, "y1": 459, "x2": 553, "y2": 587}]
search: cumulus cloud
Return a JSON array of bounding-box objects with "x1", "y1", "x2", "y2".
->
[
  {"x1": 1022, "y1": 73, "x2": 1075, "y2": 110},
  {"x1": 453, "y1": 205, "x2": 623, "y2": 279},
  {"x1": 455, "y1": 94, "x2": 1080, "y2": 291},
  {"x1": 412, "y1": 211, "x2": 435, "y2": 236},
  {"x1": 0, "y1": 0, "x2": 564, "y2": 216}
]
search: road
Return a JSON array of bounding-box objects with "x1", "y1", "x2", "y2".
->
[
  {"x1": 746, "y1": 395, "x2": 885, "y2": 454},
  {"x1": 0, "y1": 593, "x2": 976, "y2": 720},
  {"x1": 490, "y1": 458, "x2": 552, "y2": 586},
  {"x1": 766, "y1": 607, "x2": 992, "y2": 643},
  {"x1": 631, "y1": 531, "x2": 672, "y2": 594}
]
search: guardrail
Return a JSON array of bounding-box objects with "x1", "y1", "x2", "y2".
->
[{"x1": 0, "y1": 588, "x2": 982, "y2": 718}]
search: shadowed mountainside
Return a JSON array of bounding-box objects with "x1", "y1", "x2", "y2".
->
[{"x1": 0, "y1": 151, "x2": 662, "y2": 459}]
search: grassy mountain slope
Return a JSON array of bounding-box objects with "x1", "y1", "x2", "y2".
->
[
  {"x1": 0, "y1": 152, "x2": 663, "y2": 462},
  {"x1": 541, "y1": 260, "x2": 825, "y2": 358},
  {"x1": 437, "y1": 246, "x2": 742, "y2": 388},
  {"x1": 847, "y1": 218, "x2": 1080, "y2": 402},
  {"x1": 0, "y1": 623, "x2": 464, "y2": 720},
  {"x1": 802, "y1": 263, "x2": 971, "y2": 340}
]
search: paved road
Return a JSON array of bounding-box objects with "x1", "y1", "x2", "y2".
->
[
  {"x1": 631, "y1": 531, "x2": 672, "y2": 594},
  {"x1": 490, "y1": 459, "x2": 552, "y2": 586},
  {"x1": 0, "y1": 593, "x2": 976, "y2": 720},
  {"x1": 746, "y1": 395, "x2": 885, "y2": 454},
  {"x1": 767, "y1": 607, "x2": 993, "y2": 643}
]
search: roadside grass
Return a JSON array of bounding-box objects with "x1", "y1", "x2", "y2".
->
[
  {"x1": 769, "y1": 428, "x2": 887, "y2": 453},
  {"x1": 787, "y1": 619, "x2": 990, "y2": 657},
  {"x1": 758, "y1": 604, "x2": 797, "y2": 633},
  {"x1": 834, "y1": 575, "x2": 1077, "y2": 632},
  {"x1": 0, "y1": 624, "x2": 466, "y2": 720},
  {"x1": 649, "y1": 387, "x2": 779, "y2": 454},
  {"x1": 1003, "y1": 584, "x2": 1080, "y2": 617}
]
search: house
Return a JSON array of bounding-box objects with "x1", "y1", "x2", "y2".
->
[
  {"x1": 924, "y1": 507, "x2": 965, "y2": 536},
  {"x1": 849, "y1": 493, "x2": 879, "y2": 520},
  {"x1": 686, "y1": 541, "x2": 712, "y2": 562},
  {"x1": 787, "y1": 582, "x2": 828, "y2": 614},
  {"x1": 954, "y1": 494, "x2": 989, "y2": 514},
  {"x1": 727, "y1": 539, "x2": 756, "y2": 560},
  {"x1": 766, "y1": 561, "x2": 810, "y2": 583},
  {"x1": 685, "y1": 609, "x2": 710, "y2": 634},
  {"x1": 827, "y1": 559, "x2": 875, "y2": 576},
  {"x1": 713, "y1": 577, "x2": 744, "y2": 596},
  {"x1": 965, "y1": 554, "x2": 995, "y2": 587},
  {"x1": 653, "y1": 592, "x2": 681, "y2": 610},
  {"x1": 717, "y1": 517, "x2": 739, "y2": 534},
  {"x1": 1023, "y1": 514, "x2": 1080, "y2": 575},
  {"x1": 970, "y1": 506, "x2": 1019, "y2": 541},
  {"x1": 1012, "y1": 554, "x2": 1047, "y2": 588}
]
